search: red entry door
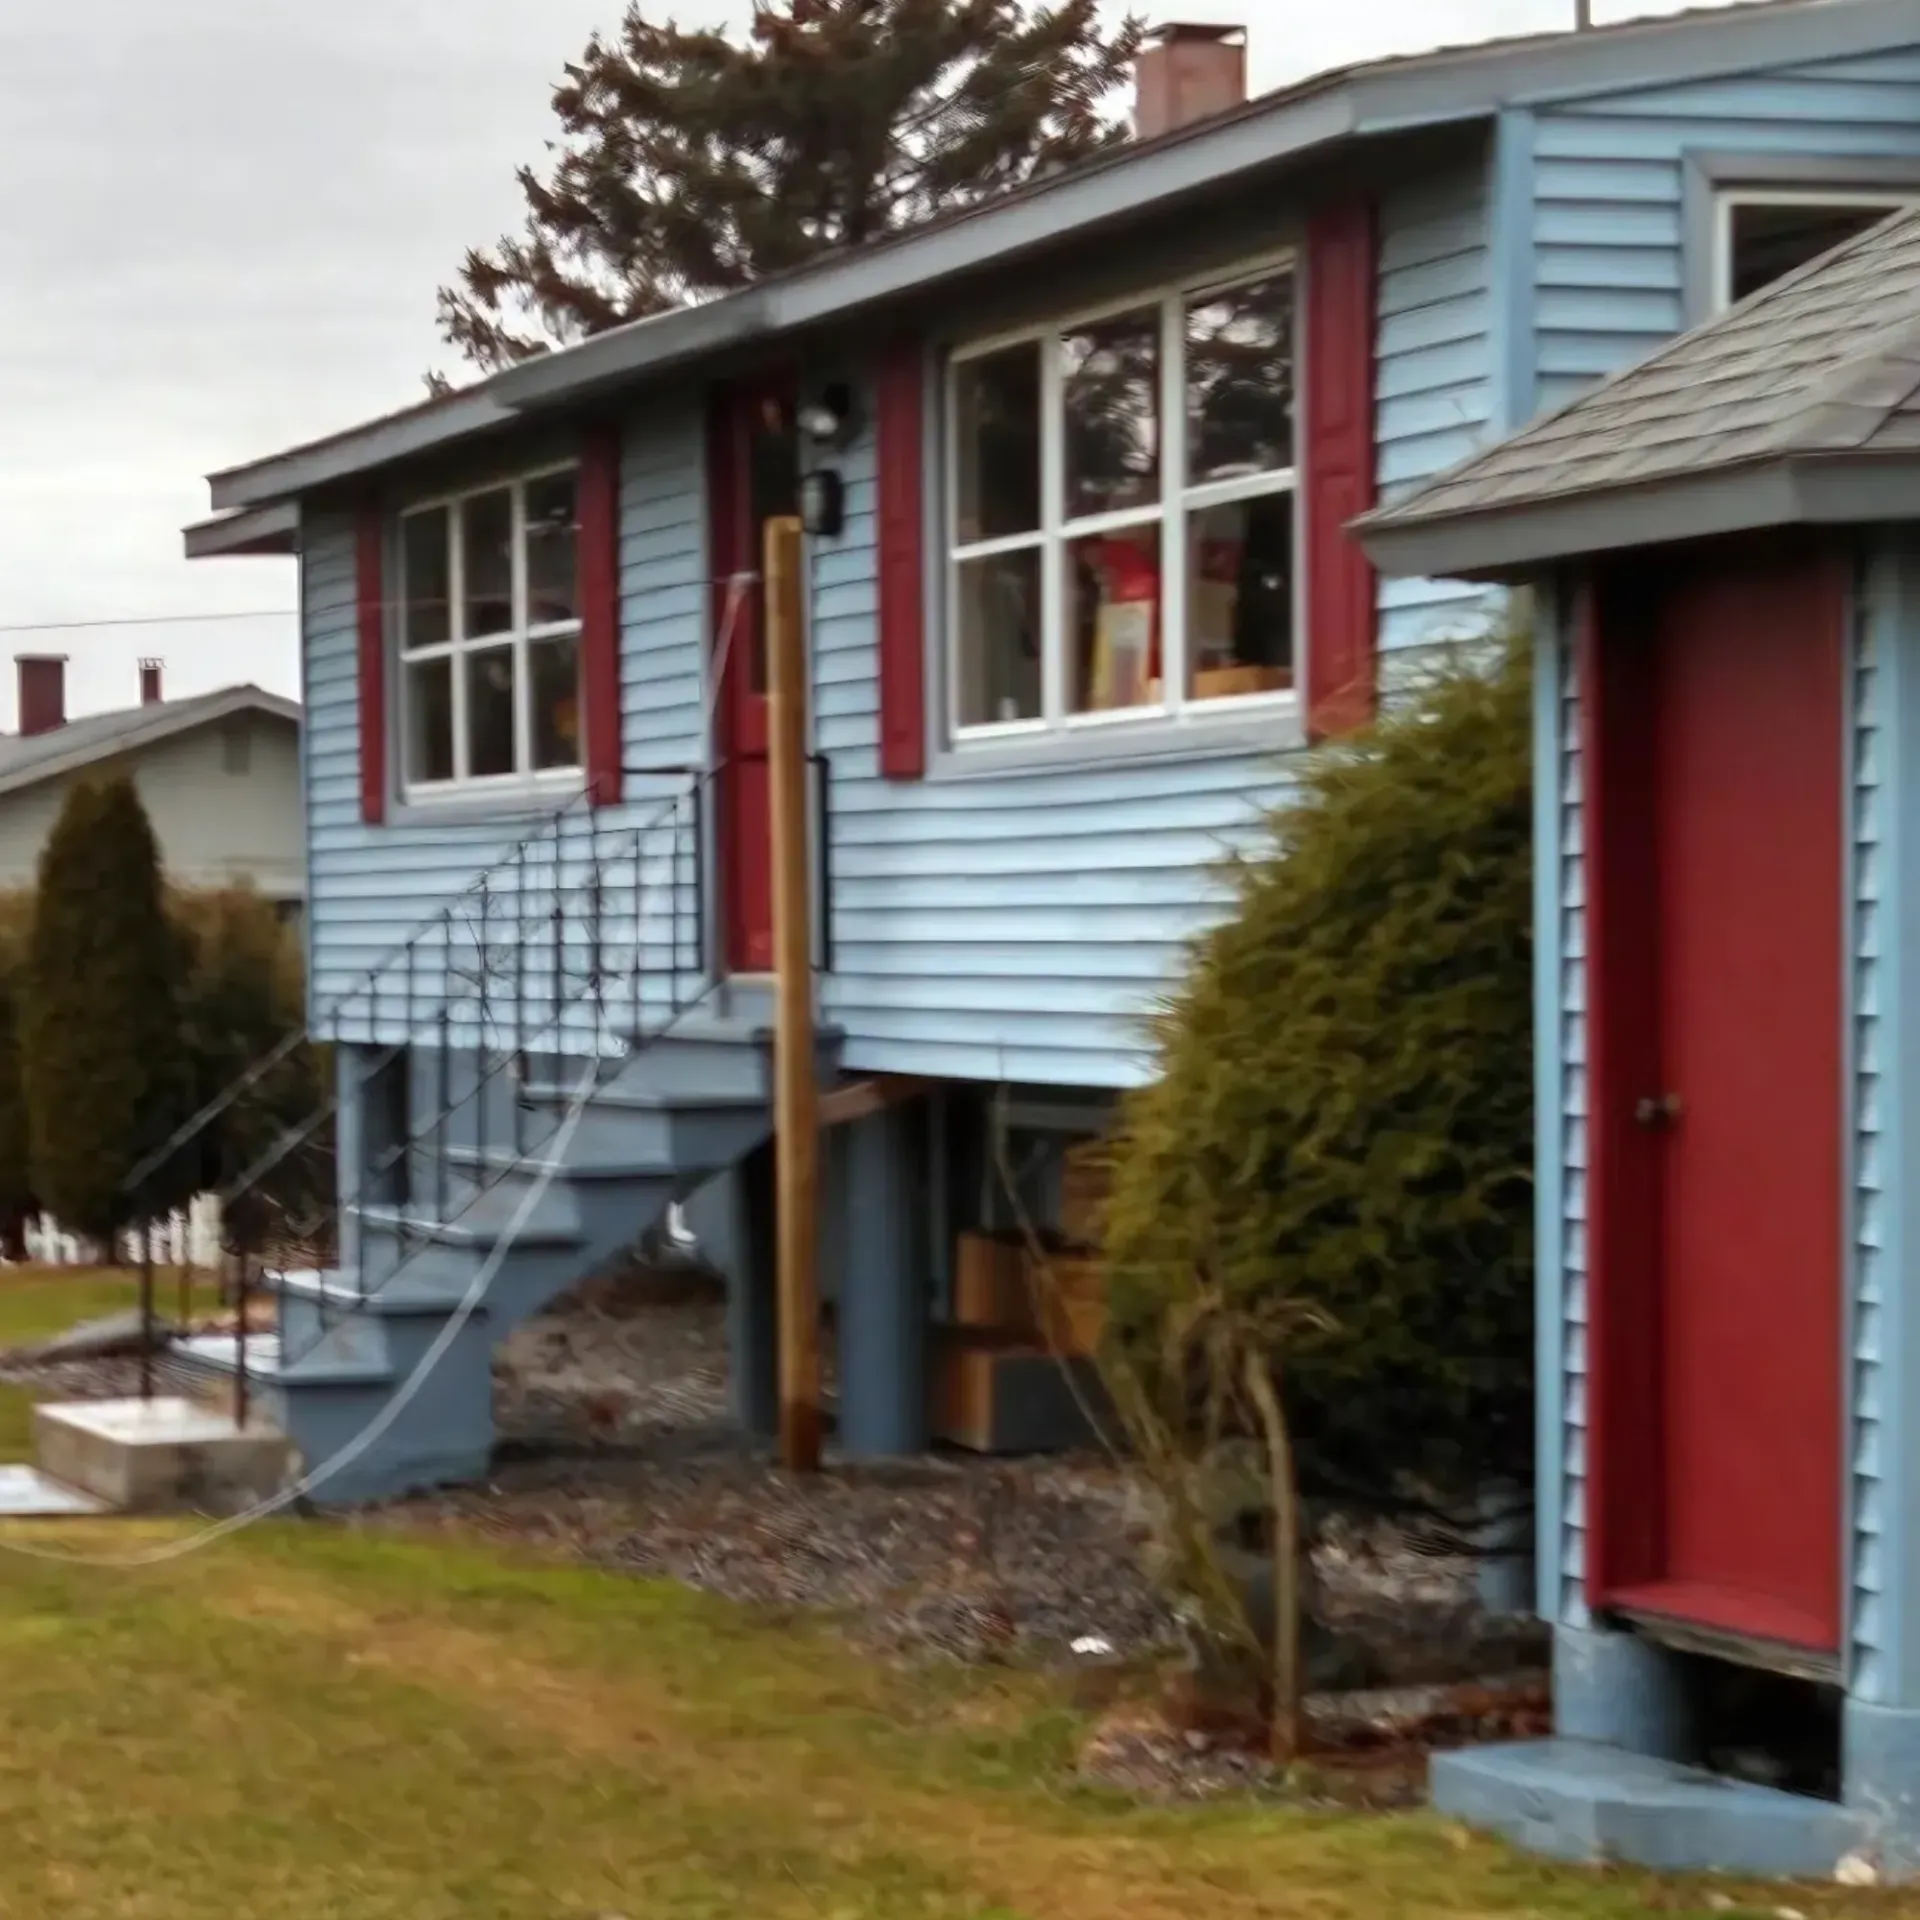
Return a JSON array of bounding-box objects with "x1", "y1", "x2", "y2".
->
[
  {"x1": 1593, "y1": 552, "x2": 1846, "y2": 1655},
  {"x1": 708, "y1": 377, "x2": 801, "y2": 973}
]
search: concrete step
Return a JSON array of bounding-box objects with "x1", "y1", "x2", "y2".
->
[
  {"x1": 0, "y1": 1463, "x2": 109, "y2": 1517},
  {"x1": 33, "y1": 1397, "x2": 293, "y2": 1513}
]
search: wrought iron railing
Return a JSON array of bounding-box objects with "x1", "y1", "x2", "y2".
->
[{"x1": 124, "y1": 754, "x2": 839, "y2": 1416}]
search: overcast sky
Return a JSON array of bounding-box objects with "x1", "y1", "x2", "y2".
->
[{"x1": 0, "y1": 0, "x2": 1732, "y2": 727}]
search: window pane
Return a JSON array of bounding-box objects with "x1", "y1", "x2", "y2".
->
[
  {"x1": 1727, "y1": 199, "x2": 1908, "y2": 305},
  {"x1": 953, "y1": 345, "x2": 1041, "y2": 543},
  {"x1": 1067, "y1": 524, "x2": 1160, "y2": 715},
  {"x1": 525, "y1": 472, "x2": 579, "y2": 628},
  {"x1": 460, "y1": 488, "x2": 515, "y2": 639},
  {"x1": 465, "y1": 644, "x2": 517, "y2": 779},
  {"x1": 1062, "y1": 307, "x2": 1160, "y2": 521},
  {"x1": 530, "y1": 632, "x2": 582, "y2": 771},
  {"x1": 1186, "y1": 494, "x2": 1295, "y2": 700},
  {"x1": 1186, "y1": 272, "x2": 1295, "y2": 486},
  {"x1": 954, "y1": 547, "x2": 1042, "y2": 728},
  {"x1": 405, "y1": 656, "x2": 454, "y2": 785},
  {"x1": 401, "y1": 508, "x2": 450, "y2": 650}
]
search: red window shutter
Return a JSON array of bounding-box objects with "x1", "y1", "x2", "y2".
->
[
  {"x1": 1302, "y1": 201, "x2": 1379, "y2": 740},
  {"x1": 355, "y1": 508, "x2": 387, "y2": 825},
  {"x1": 875, "y1": 341, "x2": 927, "y2": 780},
  {"x1": 577, "y1": 424, "x2": 624, "y2": 805}
]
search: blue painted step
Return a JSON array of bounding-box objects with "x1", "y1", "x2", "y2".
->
[{"x1": 167, "y1": 1014, "x2": 843, "y2": 1506}]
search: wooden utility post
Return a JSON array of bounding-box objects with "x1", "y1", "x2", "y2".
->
[{"x1": 765, "y1": 514, "x2": 823, "y2": 1472}]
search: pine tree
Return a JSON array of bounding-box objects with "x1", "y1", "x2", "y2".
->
[
  {"x1": 21, "y1": 779, "x2": 188, "y2": 1243},
  {"x1": 439, "y1": 0, "x2": 1145, "y2": 373},
  {"x1": 0, "y1": 940, "x2": 29, "y2": 1261}
]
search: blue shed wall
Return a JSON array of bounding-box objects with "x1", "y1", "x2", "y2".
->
[
  {"x1": 299, "y1": 397, "x2": 710, "y2": 1047},
  {"x1": 1852, "y1": 543, "x2": 1889, "y2": 1703},
  {"x1": 1528, "y1": 48, "x2": 1920, "y2": 418},
  {"x1": 1535, "y1": 588, "x2": 1586, "y2": 1627}
]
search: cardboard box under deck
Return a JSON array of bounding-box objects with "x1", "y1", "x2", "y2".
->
[{"x1": 931, "y1": 1328, "x2": 1112, "y2": 1455}]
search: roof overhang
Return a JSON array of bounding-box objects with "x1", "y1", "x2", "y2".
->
[
  {"x1": 200, "y1": 0, "x2": 1920, "y2": 516},
  {"x1": 1357, "y1": 453, "x2": 1920, "y2": 583},
  {"x1": 183, "y1": 501, "x2": 299, "y2": 559}
]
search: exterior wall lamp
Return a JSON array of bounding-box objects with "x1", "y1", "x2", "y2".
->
[{"x1": 799, "y1": 467, "x2": 846, "y2": 539}]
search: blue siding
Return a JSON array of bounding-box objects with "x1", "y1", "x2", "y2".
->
[
  {"x1": 1536, "y1": 595, "x2": 1588, "y2": 1628},
  {"x1": 811, "y1": 419, "x2": 1285, "y2": 1088},
  {"x1": 1374, "y1": 166, "x2": 1497, "y2": 657},
  {"x1": 300, "y1": 399, "x2": 710, "y2": 1047},
  {"x1": 1531, "y1": 50, "x2": 1920, "y2": 416},
  {"x1": 1852, "y1": 547, "x2": 1888, "y2": 1703}
]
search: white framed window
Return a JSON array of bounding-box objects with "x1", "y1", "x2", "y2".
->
[
  {"x1": 944, "y1": 257, "x2": 1297, "y2": 746},
  {"x1": 1714, "y1": 189, "x2": 1916, "y2": 311},
  {"x1": 397, "y1": 465, "x2": 585, "y2": 799}
]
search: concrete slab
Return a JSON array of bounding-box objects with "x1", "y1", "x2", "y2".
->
[
  {"x1": 1432, "y1": 1738, "x2": 1866, "y2": 1878},
  {"x1": 0, "y1": 1465, "x2": 108, "y2": 1517},
  {"x1": 33, "y1": 1397, "x2": 292, "y2": 1514}
]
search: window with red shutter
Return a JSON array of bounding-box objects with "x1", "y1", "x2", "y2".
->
[
  {"x1": 378, "y1": 450, "x2": 617, "y2": 806},
  {"x1": 935, "y1": 264, "x2": 1301, "y2": 751},
  {"x1": 1301, "y1": 202, "x2": 1379, "y2": 740},
  {"x1": 876, "y1": 342, "x2": 927, "y2": 780},
  {"x1": 576, "y1": 426, "x2": 624, "y2": 806}
]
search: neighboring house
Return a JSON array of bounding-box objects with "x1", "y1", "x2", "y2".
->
[
  {"x1": 0, "y1": 655, "x2": 303, "y2": 914},
  {"x1": 177, "y1": 0, "x2": 1920, "y2": 1500}
]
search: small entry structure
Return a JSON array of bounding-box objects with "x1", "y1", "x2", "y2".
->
[{"x1": 1357, "y1": 208, "x2": 1920, "y2": 1879}]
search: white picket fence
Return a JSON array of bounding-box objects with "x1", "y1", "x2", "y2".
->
[{"x1": 10, "y1": 1195, "x2": 227, "y2": 1270}]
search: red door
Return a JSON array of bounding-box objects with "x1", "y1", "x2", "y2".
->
[
  {"x1": 1588, "y1": 550, "x2": 1846, "y2": 1655},
  {"x1": 708, "y1": 376, "x2": 800, "y2": 973}
]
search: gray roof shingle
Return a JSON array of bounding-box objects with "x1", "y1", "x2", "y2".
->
[
  {"x1": 0, "y1": 684, "x2": 299, "y2": 802},
  {"x1": 1357, "y1": 205, "x2": 1920, "y2": 559}
]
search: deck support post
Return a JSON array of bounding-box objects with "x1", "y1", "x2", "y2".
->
[
  {"x1": 834, "y1": 1105, "x2": 927, "y2": 1458},
  {"x1": 703, "y1": 1151, "x2": 780, "y2": 1440},
  {"x1": 765, "y1": 514, "x2": 822, "y2": 1472}
]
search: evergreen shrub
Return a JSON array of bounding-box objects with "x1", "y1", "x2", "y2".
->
[{"x1": 1100, "y1": 639, "x2": 1536, "y2": 1530}]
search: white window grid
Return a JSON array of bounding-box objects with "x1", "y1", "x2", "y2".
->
[
  {"x1": 1711, "y1": 188, "x2": 1919, "y2": 314},
  {"x1": 944, "y1": 252, "x2": 1299, "y2": 747},
  {"x1": 397, "y1": 461, "x2": 586, "y2": 800}
]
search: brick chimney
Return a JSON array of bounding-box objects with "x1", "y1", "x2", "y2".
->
[
  {"x1": 17, "y1": 654, "x2": 67, "y2": 737},
  {"x1": 1133, "y1": 23, "x2": 1248, "y2": 141},
  {"x1": 139, "y1": 658, "x2": 163, "y2": 706}
]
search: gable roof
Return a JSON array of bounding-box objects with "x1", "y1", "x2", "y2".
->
[
  {"x1": 193, "y1": 0, "x2": 1920, "y2": 536},
  {"x1": 1356, "y1": 204, "x2": 1920, "y2": 582},
  {"x1": 0, "y1": 684, "x2": 300, "y2": 805}
]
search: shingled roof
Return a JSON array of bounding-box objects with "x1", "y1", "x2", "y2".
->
[
  {"x1": 0, "y1": 684, "x2": 299, "y2": 803},
  {"x1": 1356, "y1": 205, "x2": 1920, "y2": 584}
]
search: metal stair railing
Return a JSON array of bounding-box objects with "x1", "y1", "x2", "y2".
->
[{"x1": 123, "y1": 762, "x2": 725, "y2": 1412}]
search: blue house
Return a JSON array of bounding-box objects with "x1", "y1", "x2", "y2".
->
[{"x1": 181, "y1": 0, "x2": 1920, "y2": 1501}]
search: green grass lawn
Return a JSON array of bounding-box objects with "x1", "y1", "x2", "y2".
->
[
  {"x1": 0, "y1": 1521, "x2": 1904, "y2": 1920},
  {"x1": 0, "y1": 1275, "x2": 1904, "y2": 1918},
  {"x1": 0, "y1": 1264, "x2": 141, "y2": 1348},
  {"x1": 0, "y1": 1266, "x2": 147, "y2": 1459}
]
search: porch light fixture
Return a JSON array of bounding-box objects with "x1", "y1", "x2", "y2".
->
[
  {"x1": 799, "y1": 466, "x2": 845, "y2": 539},
  {"x1": 797, "y1": 381, "x2": 858, "y2": 448}
]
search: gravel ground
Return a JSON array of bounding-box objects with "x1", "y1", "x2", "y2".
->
[
  {"x1": 358, "y1": 1264, "x2": 1549, "y2": 1799},
  {"x1": 0, "y1": 1355, "x2": 149, "y2": 1399}
]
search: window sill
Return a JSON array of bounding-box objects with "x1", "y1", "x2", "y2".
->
[
  {"x1": 927, "y1": 701, "x2": 1306, "y2": 782},
  {"x1": 388, "y1": 779, "x2": 585, "y2": 828}
]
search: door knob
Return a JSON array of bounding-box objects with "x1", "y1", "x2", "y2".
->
[{"x1": 1634, "y1": 1093, "x2": 1682, "y2": 1129}]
